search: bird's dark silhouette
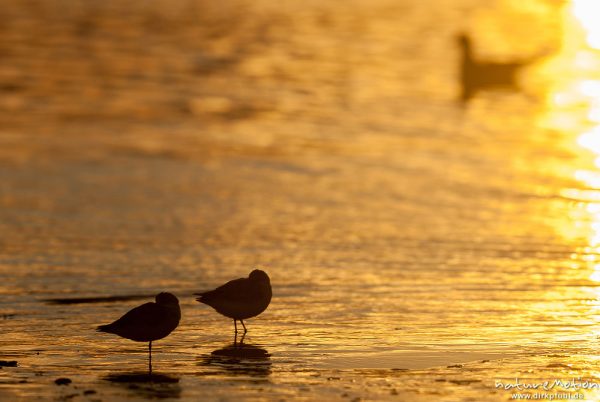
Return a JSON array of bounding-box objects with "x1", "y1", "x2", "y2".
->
[
  {"x1": 194, "y1": 269, "x2": 271, "y2": 336},
  {"x1": 457, "y1": 33, "x2": 538, "y2": 103},
  {"x1": 97, "y1": 292, "x2": 181, "y2": 375}
]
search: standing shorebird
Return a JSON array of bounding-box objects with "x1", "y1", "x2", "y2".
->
[
  {"x1": 97, "y1": 292, "x2": 181, "y2": 375},
  {"x1": 195, "y1": 269, "x2": 271, "y2": 337}
]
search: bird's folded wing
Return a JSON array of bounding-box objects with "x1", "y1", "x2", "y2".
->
[
  {"x1": 198, "y1": 278, "x2": 256, "y2": 303},
  {"x1": 106, "y1": 302, "x2": 160, "y2": 329}
]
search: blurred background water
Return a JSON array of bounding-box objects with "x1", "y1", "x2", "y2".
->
[{"x1": 2, "y1": 0, "x2": 600, "y2": 400}]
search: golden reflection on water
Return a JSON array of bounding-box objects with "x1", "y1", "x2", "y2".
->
[
  {"x1": 572, "y1": 0, "x2": 600, "y2": 50},
  {"x1": 9, "y1": 1, "x2": 600, "y2": 400},
  {"x1": 548, "y1": 1, "x2": 600, "y2": 282}
]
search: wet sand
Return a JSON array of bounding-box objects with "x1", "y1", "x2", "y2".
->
[{"x1": 2, "y1": 0, "x2": 600, "y2": 400}]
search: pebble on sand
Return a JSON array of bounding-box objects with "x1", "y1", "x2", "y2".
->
[{"x1": 54, "y1": 378, "x2": 72, "y2": 386}]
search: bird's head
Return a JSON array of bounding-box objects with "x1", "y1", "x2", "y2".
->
[
  {"x1": 155, "y1": 292, "x2": 179, "y2": 305},
  {"x1": 249, "y1": 269, "x2": 270, "y2": 284},
  {"x1": 456, "y1": 33, "x2": 471, "y2": 49}
]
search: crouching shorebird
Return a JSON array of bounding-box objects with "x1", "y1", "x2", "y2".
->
[
  {"x1": 97, "y1": 292, "x2": 181, "y2": 375},
  {"x1": 195, "y1": 269, "x2": 271, "y2": 338}
]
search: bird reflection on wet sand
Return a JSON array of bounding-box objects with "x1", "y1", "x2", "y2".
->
[
  {"x1": 104, "y1": 372, "x2": 181, "y2": 399},
  {"x1": 201, "y1": 343, "x2": 272, "y2": 378}
]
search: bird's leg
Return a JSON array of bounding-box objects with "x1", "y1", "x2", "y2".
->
[
  {"x1": 148, "y1": 341, "x2": 152, "y2": 377},
  {"x1": 240, "y1": 320, "x2": 247, "y2": 334},
  {"x1": 239, "y1": 332, "x2": 246, "y2": 345},
  {"x1": 233, "y1": 320, "x2": 238, "y2": 345}
]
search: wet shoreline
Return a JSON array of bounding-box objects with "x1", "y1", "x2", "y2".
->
[{"x1": 2, "y1": 0, "x2": 600, "y2": 400}]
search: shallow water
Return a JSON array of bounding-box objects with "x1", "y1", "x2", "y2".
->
[{"x1": 2, "y1": 0, "x2": 600, "y2": 400}]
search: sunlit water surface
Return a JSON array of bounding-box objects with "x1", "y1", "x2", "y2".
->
[{"x1": 1, "y1": 0, "x2": 600, "y2": 400}]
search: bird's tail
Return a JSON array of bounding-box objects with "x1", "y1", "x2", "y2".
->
[
  {"x1": 193, "y1": 292, "x2": 206, "y2": 303},
  {"x1": 96, "y1": 324, "x2": 111, "y2": 333}
]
